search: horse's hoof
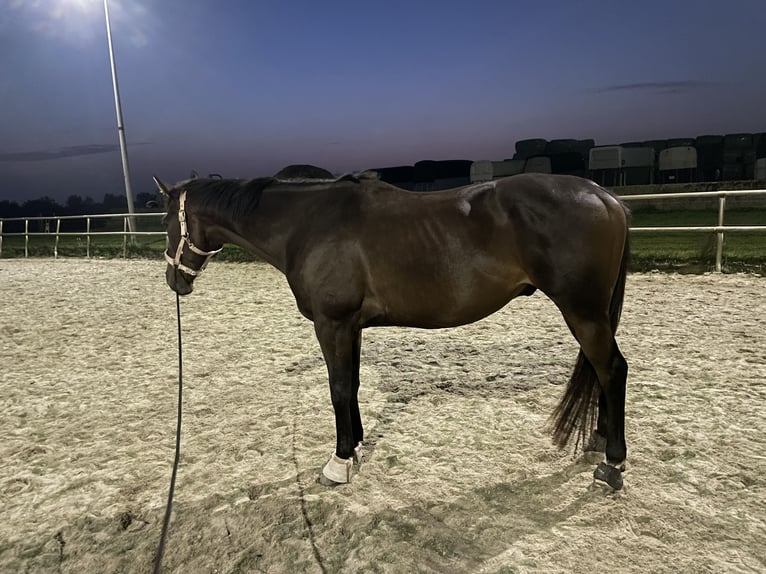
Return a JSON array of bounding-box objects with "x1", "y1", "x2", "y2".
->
[
  {"x1": 353, "y1": 442, "x2": 364, "y2": 466},
  {"x1": 321, "y1": 452, "x2": 353, "y2": 485},
  {"x1": 593, "y1": 462, "x2": 624, "y2": 491}
]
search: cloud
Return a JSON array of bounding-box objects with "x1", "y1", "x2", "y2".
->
[
  {"x1": 6, "y1": 0, "x2": 152, "y2": 48},
  {"x1": 128, "y1": 29, "x2": 149, "y2": 49},
  {"x1": 0, "y1": 142, "x2": 151, "y2": 162},
  {"x1": 595, "y1": 81, "x2": 717, "y2": 94}
]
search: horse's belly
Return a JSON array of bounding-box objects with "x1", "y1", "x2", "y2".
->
[{"x1": 367, "y1": 270, "x2": 525, "y2": 329}]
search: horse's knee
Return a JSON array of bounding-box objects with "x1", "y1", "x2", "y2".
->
[{"x1": 330, "y1": 388, "x2": 351, "y2": 408}]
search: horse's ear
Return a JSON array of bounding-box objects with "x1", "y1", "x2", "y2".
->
[
  {"x1": 152, "y1": 175, "x2": 170, "y2": 197},
  {"x1": 190, "y1": 170, "x2": 199, "y2": 179}
]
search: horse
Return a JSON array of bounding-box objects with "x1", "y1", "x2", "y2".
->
[{"x1": 153, "y1": 171, "x2": 630, "y2": 490}]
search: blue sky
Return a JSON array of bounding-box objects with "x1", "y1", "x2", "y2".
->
[{"x1": 1, "y1": 0, "x2": 765, "y2": 203}]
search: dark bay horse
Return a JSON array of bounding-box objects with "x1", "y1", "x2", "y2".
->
[{"x1": 154, "y1": 171, "x2": 630, "y2": 490}]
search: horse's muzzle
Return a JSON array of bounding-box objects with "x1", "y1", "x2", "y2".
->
[{"x1": 166, "y1": 264, "x2": 194, "y2": 295}]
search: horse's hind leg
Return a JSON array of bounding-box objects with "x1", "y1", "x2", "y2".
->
[
  {"x1": 562, "y1": 311, "x2": 628, "y2": 489},
  {"x1": 583, "y1": 392, "x2": 608, "y2": 462}
]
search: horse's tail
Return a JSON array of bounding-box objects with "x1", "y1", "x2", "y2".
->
[{"x1": 550, "y1": 223, "x2": 630, "y2": 449}]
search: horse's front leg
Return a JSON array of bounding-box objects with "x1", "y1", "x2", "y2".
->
[{"x1": 314, "y1": 319, "x2": 360, "y2": 485}]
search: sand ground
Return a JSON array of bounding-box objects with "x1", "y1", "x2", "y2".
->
[{"x1": 1, "y1": 259, "x2": 764, "y2": 573}]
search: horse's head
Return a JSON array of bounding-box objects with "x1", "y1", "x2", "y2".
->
[{"x1": 154, "y1": 175, "x2": 223, "y2": 296}]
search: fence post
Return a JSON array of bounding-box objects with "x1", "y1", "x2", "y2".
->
[
  {"x1": 24, "y1": 219, "x2": 29, "y2": 258},
  {"x1": 716, "y1": 193, "x2": 726, "y2": 272},
  {"x1": 54, "y1": 219, "x2": 61, "y2": 259},
  {"x1": 0, "y1": 220, "x2": 3, "y2": 258},
  {"x1": 86, "y1": 217, "x2": 91, "y2": 258},
  {"x1": 123, "y1": 216, "x2": 128, "y2": 258}
]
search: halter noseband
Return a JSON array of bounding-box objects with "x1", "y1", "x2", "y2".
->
[{"x1": 164, "y1": 190, "x2": 222, "y2": 277}]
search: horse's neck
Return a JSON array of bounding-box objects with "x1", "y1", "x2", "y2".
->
[{"x1": 207, "y1": 189, "x2": 304, "y2": 274}]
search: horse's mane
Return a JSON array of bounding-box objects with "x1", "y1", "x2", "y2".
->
[
  {"x1": 173, "y1": 177, "x2": 276, "y2": 220},
  {"x1": 168, "y1": 170, "x2": 380, "y2": 220}
]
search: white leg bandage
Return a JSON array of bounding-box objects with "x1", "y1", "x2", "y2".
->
[{"x1": 322, "y1": 452, "x2": 353, "y2": 484}]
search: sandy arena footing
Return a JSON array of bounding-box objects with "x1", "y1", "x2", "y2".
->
[{"x1": 1, "y1": 259, "x2": 764, "y2": 573}]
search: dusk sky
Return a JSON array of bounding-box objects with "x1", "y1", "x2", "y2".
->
[{"x1": 2, "y1": 0, "x2": 766, "y2": 203}]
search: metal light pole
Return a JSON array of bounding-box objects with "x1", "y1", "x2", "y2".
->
[{"x1": 104, "y1": 0, "x2": 137, "y2": 240}]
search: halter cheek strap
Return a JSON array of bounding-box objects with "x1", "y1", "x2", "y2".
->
[{"x1": 164, "y1": 190, "x2": 223, "y2": 277}]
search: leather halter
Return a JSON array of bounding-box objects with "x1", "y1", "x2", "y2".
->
[{"x1": 164, "y1": 190, "x2": 222, "y2": 277}]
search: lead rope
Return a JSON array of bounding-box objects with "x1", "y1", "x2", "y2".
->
[{"x1": 153, "y1": 292, "x2": 184, "y2": 574}]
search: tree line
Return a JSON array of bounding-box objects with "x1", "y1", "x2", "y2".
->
[
  {"x1": 0, "y1": 193, "x2": 162, "y2": 232},
  {"x1": 0, "y1": 192, "x2": 162, "y2": 219}
]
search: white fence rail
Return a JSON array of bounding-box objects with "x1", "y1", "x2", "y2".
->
[
  {"x1": 1, "y1": 188, "x2": 765, "y2": 271},
  {"x1": 0, "y1": 212, "x2": 165, "y2": 259},
  {"x1": 620, "y1": 188, "x2": 766, "y2": 271}
]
